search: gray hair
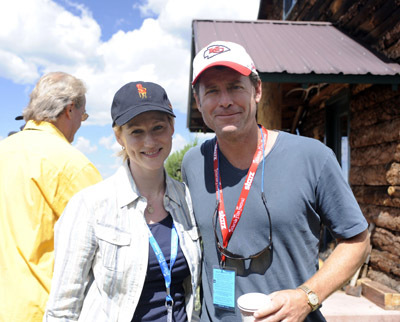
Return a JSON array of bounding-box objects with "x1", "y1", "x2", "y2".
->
[{"x1": 22, "y1": 72, "x2": 87, "y2": 122}]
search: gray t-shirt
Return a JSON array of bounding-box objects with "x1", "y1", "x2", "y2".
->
[{"x1": 182, "y1": 131, "x2": 367, "y2": 322}]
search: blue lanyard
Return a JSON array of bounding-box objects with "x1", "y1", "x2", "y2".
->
[{"x1": 147, "y1": 222, "x2": 179, "y2": 320}]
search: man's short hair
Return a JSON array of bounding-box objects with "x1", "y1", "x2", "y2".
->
[{"x1": 22, "y1": 72, "x2": 87, "y2": 122}]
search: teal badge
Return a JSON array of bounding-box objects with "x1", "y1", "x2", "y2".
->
[{"x1": 212, "y1": 266, "x2": 236, "y2": 310}]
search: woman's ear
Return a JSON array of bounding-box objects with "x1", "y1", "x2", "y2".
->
[{"x1": 113, "y1": 127, "x2": 125, "y2": 148}]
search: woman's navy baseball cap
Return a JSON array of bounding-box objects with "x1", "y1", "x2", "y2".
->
[{"x1": 111, "y1": 81, "x2": 175, "y2": 126}]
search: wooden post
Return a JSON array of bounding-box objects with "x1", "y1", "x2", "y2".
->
[{"x1": 257, "y1": 82, "x2": 282, "y2": 130}]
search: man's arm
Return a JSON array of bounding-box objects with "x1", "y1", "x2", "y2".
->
[{"x1": 254, "y1": 229, "x2": 370, "y2": 322}]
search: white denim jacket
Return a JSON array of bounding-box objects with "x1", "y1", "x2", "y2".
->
[{"x1": 44, "y1": 161, "x2": 201, "y2": 322}]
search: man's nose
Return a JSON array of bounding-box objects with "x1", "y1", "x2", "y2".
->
[{"x1": 218, "y1": 89, "x2": 233, "y2": 108}]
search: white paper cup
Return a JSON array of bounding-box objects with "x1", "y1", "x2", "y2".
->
[{"x1": 237, "y1": 292, "x2": 271, "y2": 322}]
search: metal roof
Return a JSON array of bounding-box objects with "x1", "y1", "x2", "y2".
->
[{"x1": 191, "y1": 20, "x2": 400, "y2": 84}]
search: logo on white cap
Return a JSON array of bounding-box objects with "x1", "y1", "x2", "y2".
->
[{"x1": 203, "y1": 44, "x2": 230, "y2": 59}]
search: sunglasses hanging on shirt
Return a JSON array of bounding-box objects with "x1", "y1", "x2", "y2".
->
[{"x1": 212, "y1": 193, "x2": 273, "y2": 276}]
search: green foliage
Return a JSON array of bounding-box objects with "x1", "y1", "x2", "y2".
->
[{"x1": 165, "y1": 139, "x2": 198, "y2": 181}]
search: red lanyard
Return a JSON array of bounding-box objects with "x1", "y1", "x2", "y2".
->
[{"x1": 213, "y1": 126, "x2": 268, "y2": 261}]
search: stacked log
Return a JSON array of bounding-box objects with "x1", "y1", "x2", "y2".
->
[{"x1": 350, "y1": 84, "x2": 400, "y2": 291}]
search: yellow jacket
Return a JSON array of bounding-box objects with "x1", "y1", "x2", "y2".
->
[{"x1": 0, "y1": 120, "x2": 102, "y2": 322}]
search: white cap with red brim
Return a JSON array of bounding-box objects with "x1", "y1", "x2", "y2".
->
[{"x1": 192, "y1": 40, "x2": 258, "y2": 85}]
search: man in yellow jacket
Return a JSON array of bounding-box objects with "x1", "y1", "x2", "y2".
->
[{"x1": 0, "y1": 72, "x2": 102, "y2": 321}]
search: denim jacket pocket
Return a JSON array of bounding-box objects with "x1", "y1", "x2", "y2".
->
[{"x1": 95, "y1": 224, "x2": 131, "y2": 271}]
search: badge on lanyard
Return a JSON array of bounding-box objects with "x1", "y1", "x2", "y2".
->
[{"x1": 212, "y1": 265, "x2": 236, "y2": 310}]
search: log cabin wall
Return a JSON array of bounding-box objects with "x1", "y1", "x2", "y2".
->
[
  {"x1": 259, "y1": 0, "x2": 400, "y2": 291},
  {"x1": 350, "y1": 84, "x2": 400, "y2": 292}
]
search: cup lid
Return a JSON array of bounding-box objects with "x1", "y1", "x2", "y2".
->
[{"x1": 237, "y1": 293, "x2": 271, "y2": 312}]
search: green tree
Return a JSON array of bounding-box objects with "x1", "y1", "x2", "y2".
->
[{"x1": 165, "y1": 139, "x2": 198, "y2": 181}]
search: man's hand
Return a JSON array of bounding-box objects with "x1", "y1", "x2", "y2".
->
[
  {"x1": 253, "y1": 289, "x2": 311, "y2": 322},
  {"x1": 252, "y1": 229, "x2": 370, "y2": 322}
]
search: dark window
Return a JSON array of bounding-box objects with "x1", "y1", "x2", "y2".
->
[
  {"x1": 283, "y1": 0, "x2": 297, "y2": 20},
  {"x1": 325, "y1": 92, "x2": 350, "y2": 182}
]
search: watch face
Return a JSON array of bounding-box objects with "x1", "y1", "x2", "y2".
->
[{"x1": 309, "y1": 293, "x2": 319, "y2": 306}]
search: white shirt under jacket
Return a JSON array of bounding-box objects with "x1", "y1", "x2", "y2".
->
[{"x1": 44, "y1": 161, "x2": 201, "y2": 322}]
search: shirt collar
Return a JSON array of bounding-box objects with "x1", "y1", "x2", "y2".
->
[
  {"x1": 23, "y1": 120, "x2": 69, "y2": 143},
  {"x1": 164, "y1": 173, "x2": 182, "y2": 207},
  {"x1": 115, "y1": 160, "x2": 181, "y2": 209},
  {"x1": 115, "y1": 161, "x2": 140, "y2": 209}
]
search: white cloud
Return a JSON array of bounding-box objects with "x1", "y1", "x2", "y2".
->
[
  {"x1": 195, "y1": 132, "x2": 216, "y2": 143},
  {"x1": 96, "y1": 134, "x2": 123, "y2": 178},
  {"x1": 99, "y1": 134, "x2": 114, "y2": 149},
  {"x1": 73, "y1": 136, "x2": 98, "y2": 153},
  {"x1": 171, "y1": 133, "x2": 189, "y2": 154},
  {"x1": 0, "y1": 50, "x2": 39, "y2": 83},
  {"x1": 99, "y1": 134, "x2": 121, "y2": 153},
  {"x1": 0, "y1": 0, "x2": 101, "y2": 84},
  {"x1": 170, "y1": 131, "x2": 215, "y2": 154},
  {"x1": 140, "y1": 0, "x2": 260, "y2": 39},
  {"x1": 0, "y1": 0, "x2": 260, "y2": 125}
]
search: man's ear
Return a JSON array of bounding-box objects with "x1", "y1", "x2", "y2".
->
[
  {"x1": 64, "y1": 102, "x2": 75, "y2": 120},
  {"x1": 194, "y1": 92, "x2": 202, "y2": 112},
  {"x1": 255, "y1": 79, "x2": 262, "y2": 103}
]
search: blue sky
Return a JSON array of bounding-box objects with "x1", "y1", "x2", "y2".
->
[{"x1": 0, "y1": 0, "x2": 259, "y2": 178}]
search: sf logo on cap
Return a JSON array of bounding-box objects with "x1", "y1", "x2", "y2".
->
[
  {"x1": 136, "y1": 84, "x2": 147, "y2": 99},
  {"x1": 203, "y1": 44, "x2": 230, "y2": 59}
]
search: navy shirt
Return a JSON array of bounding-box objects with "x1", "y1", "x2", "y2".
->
[{"x1": 132, "y1": 215, "x2": 190, "y2": 322}]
